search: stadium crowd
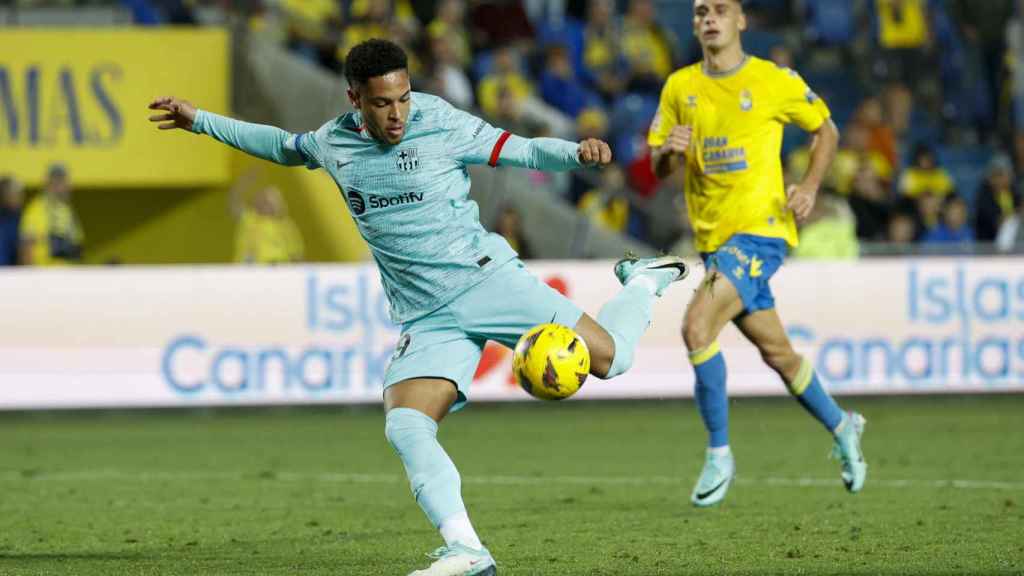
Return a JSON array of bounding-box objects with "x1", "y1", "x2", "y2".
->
[
  {"x1": 2, "y1": 0, "x2": 1023, "y2": 264},
  {"x1": 243, "y1": 0, "x2": 1024, "y2": 256}
]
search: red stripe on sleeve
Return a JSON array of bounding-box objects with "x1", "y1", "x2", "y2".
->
[{"x1": 488, "y1": 131, "x2": 512, "y2": 167}]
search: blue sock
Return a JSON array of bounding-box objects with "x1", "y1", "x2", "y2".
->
[
  {"x1": 691, "y1": 342, "x2": 729, "y2": 448},
  {"x1": 789, "y1": 359, "x2": 844, "y2": 432},
  {"x1": 596, "y1": 281, "x2": 655, "y2": 378},
  {"x1": 385, "y1": 408, "x2": 465, "y2": 528}
]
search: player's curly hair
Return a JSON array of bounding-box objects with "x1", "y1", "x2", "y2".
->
[{"x1": 343, "y1": 39, "x2": 409, "y2": 89}]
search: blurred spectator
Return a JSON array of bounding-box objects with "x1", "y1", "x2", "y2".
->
[
  {"x1": 996, "y1": 198, "x2": 1024, "y2": 252},
  {"x1": 950, "y1": 0, "x2": 1015, "y2": 136},
  {"x1": 899, "y1": 144, "x2": 954, "y2": 198},
  {"x1": 539, "y1": 43, "x2": 594, "y2": 118},
  {"x1": 621, "y1": 0, "x2": 677, "y2": 94},
  {"x1": 425, "y1": 25, "x2": 474, "y2": 109},
  {"x1": 427, "y1": 0, "x2": 471, "y2": 69},
  {"x1": 579, "y1": 165, "x2": 630, "y2": 234},
  {"x1": 469, "y1": 0, "x2": 535, "y2": 50},
  {"x1": 477, "y1": 46, "x2": 534, "y2": 120},
  {"x1": 882, "y1": 82, "x2": 914, "y2": 139},
  {"x1": 922, "y1": 194, "x2": 974, "y2": 245},
  {"x1": 20, "y1": 164, "x2": 83, "y2": 266},
  {"x1": 974, "y1": 153, "x2": 1019, "y2": 242},
  {"x1": 854, "y1": 96, "x2": 900, "y2": 169},
  {"x1": 0, "y1": 176, "x2": 24, "y2": 266},
  {"x1": 278, "y1": 0, "x2": 342, "y2": 68},
  {"x1": 340, "y1": 0, "x2": 420, "y2": 75},
  {"x1": 847, "y1": 162, "x2": 892, "y2": 241},
  {"x1": 230, "y1": 172, "x2": 304, "y2": 264},
  {"x1": 790, "y1": 121, "x2": 892, "y2": 196},
  {"x1": 491, "y1": 85, "x2": 547, "y2": 137},
  {"x1": 873, "y1": 0, "x2": 932, "y2": 86},
  {"x1": 913, "y1": 190, "x2": 945, "y2": 239},
  {"x1": 581, "y1": 0, "x2": 625, "y2": 102},
  {"x1": 792, "y1": 192, "x2": 860, "y2": 260},
  {"x1": 496, "y1": 205, "x2": 533, "y2": 259},
  {"x1": 800, "y1": 0, "x2": 858, "y2": 48},
  {"x1": 887, "y1": 210, "x2": 919, "y2": 244}
]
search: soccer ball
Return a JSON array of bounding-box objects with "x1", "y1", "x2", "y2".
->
[{"x1": 512, "y1": 323, "x2": 590, "y2": 400}]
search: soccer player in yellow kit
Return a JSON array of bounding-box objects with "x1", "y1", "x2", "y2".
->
[{"x1": 634, "y1": 0, "x2": 867, "y2": 506}]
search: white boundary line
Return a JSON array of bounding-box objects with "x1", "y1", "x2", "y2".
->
[{"x1": 0, "y1": 470, "x2": 1021, "y2": 491}]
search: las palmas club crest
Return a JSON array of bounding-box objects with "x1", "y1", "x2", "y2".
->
[{"x1": 397, "y1": 148, "x2": 419, "y2": 172}]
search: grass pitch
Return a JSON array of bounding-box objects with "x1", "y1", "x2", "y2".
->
[{"x1": 1, "y1": 395, "x2": 1022, "y2": 575}]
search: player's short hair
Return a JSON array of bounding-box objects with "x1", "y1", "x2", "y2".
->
[{"x1": 344, "y1": 39, "x2": 409, "y2": 89}]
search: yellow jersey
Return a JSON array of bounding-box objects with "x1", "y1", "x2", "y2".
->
[
  {"x1": 19, "y1": 194, "x2": 83, "y2": 266},
  {"x1": 234, "y1": 209, "x2": 304, "y2": 264},
  {"x1": 648, "y1": 56, "x2": 831, "y2": 252}
]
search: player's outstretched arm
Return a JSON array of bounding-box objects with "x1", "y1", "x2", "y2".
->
[
  {"x1": 148, "y1": 96, "x2": 308, "y2": 167},
  {"x1": 448, "y1": 104, "x2": 611, "y2": 171},
  {"x1": 492, "y1": 134, "x2": 612, "y2": 171}
]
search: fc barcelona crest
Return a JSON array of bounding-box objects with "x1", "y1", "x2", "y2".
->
[{"x1": 397, "y1": 148, "x2": 419, "y2": 172}]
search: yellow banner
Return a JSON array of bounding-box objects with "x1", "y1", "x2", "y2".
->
[{"x1": 0, "y1": 29, "x2": 230, "y2": 187}]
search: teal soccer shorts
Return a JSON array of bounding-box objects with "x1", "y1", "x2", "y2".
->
[{"x1": 383, "y1": 259, "x2": 584, "y2": 411}]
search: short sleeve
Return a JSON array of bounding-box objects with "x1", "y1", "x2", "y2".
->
[
  {"x1": 444, "y1": 104, "x2": 508, "y2": 167},
  {"x1": 774, "y1": 67, "x2": 831, "y2": 131},
  {"x1": 648, "y1": 76, "x2": 682, "y2": 148},
  {"x1": 775, "y1": 68, "x2": 831, "y2": 132}
]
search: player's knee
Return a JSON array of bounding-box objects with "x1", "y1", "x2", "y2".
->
[
  {"x1": 384, "y1": 407, "x2": 437, "y2": 451},
  {"x1": 761, "y1": 347, "x2": 801, "y2": 379},
  {"x1": 682, "y1": 318, "x2": 712, "y2": 352}
]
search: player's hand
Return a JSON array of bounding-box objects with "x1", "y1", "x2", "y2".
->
[
  {"x1": 661, "y1": 125, "x2": 692, "y2": 156},
  {"x1": 578, "y1": 138, "x2": 613, "y2": 166},
  {"x1": 786, "y1": 182, "x2": 818, "y2": 223},
  {"x1": 148, "y1": 96, "x2": 198, "y2": 131}
]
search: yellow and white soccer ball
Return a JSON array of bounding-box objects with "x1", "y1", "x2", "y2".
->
[{"x1": 512, "y1": 323, "x2": 590, "y2": 400}]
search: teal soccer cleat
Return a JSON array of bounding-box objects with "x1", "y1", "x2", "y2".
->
[
  {"x1": 613, "y1": 254, "x2": 689, "y2": 296},
  {"x1": 690, "y1": 448, "x2": 735, "y2": 507},
  {"x1": 408, "y1": 543, "x2": 497, "y2": 576},
  {"x1": 832, "y1": 411, "x2": 868, "y2": 493}
]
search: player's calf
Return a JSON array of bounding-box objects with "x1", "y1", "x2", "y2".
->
[{"x1": 587, "y1": 255, "x2": 688, "y2": 380}]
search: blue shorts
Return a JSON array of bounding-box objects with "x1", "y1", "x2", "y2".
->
[
  {"x1": 383, "y1": 259, "x2": 584, "y2": 412},
  {"x1": 700, "y1": 234, "x2": 788, "y2": 314}
]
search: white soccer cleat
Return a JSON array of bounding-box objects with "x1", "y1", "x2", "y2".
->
[
  {"x1": 690, "y1": 447, "x2": 735, "y2": 507},
  {"x1": 613, "y1": 254, "x2": 689, "y2": 296},
  {"x1": 408, "y1": 543, "x2": 497, "y2": 576},
  {"x1": 831, "y1": 411, "x2": 868, "y2": 493}
]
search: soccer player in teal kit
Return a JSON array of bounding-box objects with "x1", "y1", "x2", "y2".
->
[{"x1": 149, "y1": 39, "x2": 686, "y2": 575}]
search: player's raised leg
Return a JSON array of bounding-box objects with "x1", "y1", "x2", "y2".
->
[
  {"x1": 577, "y1": 255, "x2": 689, "y2": 379},
  {"x1": 385, "y1": 373, "x2": 496, "y2": 575},
  {"x1": 734, "y1": 309, "x2": 867, "y2": 493},
  {"x1": 682, "y1": 269, "x2": 745, "y2": 507}
]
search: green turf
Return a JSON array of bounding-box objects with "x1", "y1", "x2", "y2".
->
[{"x1": 1, "y1": 395, "x2": 1022, "y2": 575}]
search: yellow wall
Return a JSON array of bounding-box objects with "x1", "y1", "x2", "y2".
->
[
  {"x1": 74, "y1": 151, "x2": 369, "y2": 265},
  {"x1": 0, "y1": 29, "x2": 231, "y2": 188}
]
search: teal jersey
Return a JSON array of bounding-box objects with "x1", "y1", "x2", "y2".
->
[{"x1": 193, "y1": 92, "x2": 581, "y2": 322}]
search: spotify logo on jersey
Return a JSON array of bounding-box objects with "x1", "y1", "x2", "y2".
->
[{"x1": 348, "y1": 190, "x2": 366, "y2": 215}]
